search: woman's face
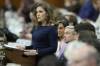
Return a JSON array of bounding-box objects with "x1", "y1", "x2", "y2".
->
[
  {"x1": 58, "y1": 23, "x2": 65, "y2": 38},
  {"x1": 36, "y1": 6, "x2": 47, "y2": 22}
]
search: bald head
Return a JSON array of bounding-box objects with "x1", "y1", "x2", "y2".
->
[{"x1": 64, "y1": 40, "x2": 99, "y2": 66}]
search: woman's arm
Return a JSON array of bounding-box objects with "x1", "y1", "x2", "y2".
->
[{"x1": 37, "y1": 27, "x2": 58, "y2": 56}]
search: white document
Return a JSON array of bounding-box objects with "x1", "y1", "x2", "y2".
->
[{"x1": 4, "y1": 42, "x2": 21, "y2": 49}]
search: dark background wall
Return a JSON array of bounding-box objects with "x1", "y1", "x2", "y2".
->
[{"x1": 0, "y1": 0, "x2": 64, "y2": 9}]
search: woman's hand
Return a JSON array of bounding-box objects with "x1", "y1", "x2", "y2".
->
[
  {"x1": 16, "y1": 45, "x2": 25, "y2": 51},
  {"x1": 24, "y1": 49, "x2": 38, "y2": 56}
]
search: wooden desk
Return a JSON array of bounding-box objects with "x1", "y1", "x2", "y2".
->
[{"x1": 5, "y1": 49, "x2": 36, "y2": 66}]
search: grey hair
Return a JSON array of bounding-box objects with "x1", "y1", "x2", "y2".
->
[
  {"x1": 65, "y1": 25, "x2": 77, "y2": 35},
  {"x1": 65, "y1": 26, "x2": 75, "y2": 30}
]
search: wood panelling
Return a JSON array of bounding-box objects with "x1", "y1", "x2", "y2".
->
[
  {"x1": 0, "y1": 0, "x2": 64, "y2": 9},
  {"x1": 46, "y1": 0, "x2": 64, "y2": 7},
  {"x1": 11, "y1": 0, "x2": 21, "y2": 9},
  {"x1": 0, "y1": 0, "x2": 4, "y2": 8},
  {"x1": 0, "y1": 0, "x2": 21, "y2": 9}
]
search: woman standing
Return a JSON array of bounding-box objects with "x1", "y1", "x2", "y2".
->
[{"x1": 19, "y1": 3, "x2": 57, "y2": 65}]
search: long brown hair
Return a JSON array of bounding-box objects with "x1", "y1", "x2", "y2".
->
[{"x1": 31, "y1": 2, "x2": 53, "y2": 27}]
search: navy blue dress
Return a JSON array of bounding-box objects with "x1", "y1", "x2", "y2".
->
[{"x1": 26, "y1": 26, "x2": 57, "y2": 63}]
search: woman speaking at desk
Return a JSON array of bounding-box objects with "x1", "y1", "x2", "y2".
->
[{"x1": 19, "y1": 3, "x2": 57, "y2": 64}]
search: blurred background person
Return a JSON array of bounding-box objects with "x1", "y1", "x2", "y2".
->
[
  {"x1": 78, "y1": 0, "x2": 100, "y2": 21},
  {"x1": 64, "y1": 40, "x2": 100, "y2": 66},
  {"x1": 64, "y1": 0, "x2": 81, "y2": 14}
]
